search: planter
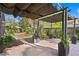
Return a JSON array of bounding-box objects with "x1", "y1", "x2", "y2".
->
[
  {"x1": 58, "y1": 42, "x2": 69, "y2": 56},
  {"x1": 71, "y1": 36, "x2": 77, "y2": 44}
]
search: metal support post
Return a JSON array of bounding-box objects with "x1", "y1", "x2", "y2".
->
[
  {"x1": 73, "y1": 18, "x2": 76, "y2": 36},
  {"x1": 62, "y1": 8, "x2": 67, "y2": 42},
  {"x1": 71, "y1": 17, "x2": 77, "y2": 44}
]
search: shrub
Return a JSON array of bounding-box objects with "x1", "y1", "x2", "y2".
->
[
  {"x1": 39, "y1": 25, "x2": 47, "y2": 39},
  {"x1": 0, "y1": 35, "x2": 16, "y2": 47}
]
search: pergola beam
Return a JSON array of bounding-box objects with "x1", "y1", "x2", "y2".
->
[{"x1": 35, "y1": 10, "x2": 63, "y2": 20}]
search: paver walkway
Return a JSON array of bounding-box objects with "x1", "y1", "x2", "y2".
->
[
  {"x1": 69, "y1": 43, "x2": 79, "y2": 56},
  {"x1": 2, "y1": 39, "x2": 60, "y2": 56}
]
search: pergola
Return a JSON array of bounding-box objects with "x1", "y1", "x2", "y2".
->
[
  {"x1": 0, "y1": 3, "x2": 73, "y2": 43},
  {"x1": 0, "y1": 3, "x2": 72, "y2": 22}
]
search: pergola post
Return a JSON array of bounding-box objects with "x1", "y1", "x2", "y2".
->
[
  {"x1": 58, "y1": 8, "x2": 69, "y2": 56},
  {"x1": 0, "y1": 12, "x2": 5, "y2": 36},
  {"x1": 71, "y1": 18, "x2": 77, "y2": 44},
  {"x1": 36, "y1": 19, "x2": 40, "y2": 42},
  {"x1": 50, "y1": 18, "x2": 53, "y2": 30},
  {"x1": 73, "y1": 18, "x2": 76, "y2": 36},
  {"x1": 62, "y1": 8, "x2": 67, "y2": 42},
  {"x1": 49, "y1": 18, "x2": 53, "y2": 39},
  {"x1": 33, "y1": 19, "x2": 40, "y2": 43}
]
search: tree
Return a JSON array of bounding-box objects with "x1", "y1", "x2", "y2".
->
[
  {"x1": 19, "y1": 17, "x2": 34, "y2": 34},
  {"x1": 5, "y1": 17, "x2": 16, "y2": 35},
  {"x1": 5, "y1": 19, "x2": 16, "y2": 35},
  {"x1": 39, "y1": 24, "x2": 47, "y2": 38}
]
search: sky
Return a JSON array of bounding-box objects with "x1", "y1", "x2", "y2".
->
[
  {"x1": 4, "y1": 14, "x2": 22, "y2": 22},
  {"x1": 4, "y1": 3, "x2": 79, "y2": 22},
  {"x1": 60, "y1": 3, "x2": 79, "y2": 18},
  {"x1": 52, "y1": 3, "x2": 79, "y2": 18}
]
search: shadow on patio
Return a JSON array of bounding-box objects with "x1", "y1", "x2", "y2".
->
[
  {"x1": 23, "y1": 37, "x2": 34, "y2": 43},
  {"x1": 5, "y1": 39, "x2": 24, "y2": 48}
]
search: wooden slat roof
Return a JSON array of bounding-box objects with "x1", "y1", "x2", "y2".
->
[{"x1": 0, "y1": 3, "x2": 72, "y2": 22}]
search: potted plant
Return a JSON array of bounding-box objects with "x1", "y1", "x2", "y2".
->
[
  {"x1": 58, "y1": 36, "x2": 70, "y2": 56},
  {"x1": 0, "y1": 35, "x2": 15, "y2": 53}
]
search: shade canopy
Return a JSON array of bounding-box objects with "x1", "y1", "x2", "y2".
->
[{"x1": 0, "y1": 3, "x2": 72, "y2": 22}]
